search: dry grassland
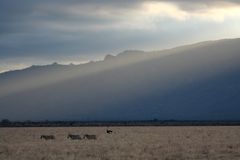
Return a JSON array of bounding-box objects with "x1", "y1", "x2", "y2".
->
[{"x1": 0, "y1": 126, "x2": 240, "y2": 160}]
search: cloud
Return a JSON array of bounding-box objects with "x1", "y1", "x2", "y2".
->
[
  {"x1": 0, "y1": 0, "x2": 240, "y2": 72},
  {"x1": 166, "y1": 0, "x2": 240, "y2": 22},
  {"x1": 1, "y1": 0, "x2": 240, "y2": 34},
  {"x1": 2, "y1": 0, "x2": 238, "y2": 32}
]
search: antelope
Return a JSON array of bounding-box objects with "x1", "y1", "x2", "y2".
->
[{"x1": 106, "y1": 129, "x2": 113, "y2": 134}]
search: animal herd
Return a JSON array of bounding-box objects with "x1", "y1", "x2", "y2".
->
[{"x1": 40, "y1": 129, "x2": 113, "y2": 140}]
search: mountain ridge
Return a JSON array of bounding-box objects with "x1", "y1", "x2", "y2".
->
[
  {"x1": 1, "y1": 38, "x2": 240, "y2": 121},
  {"x1": 2, "y1": 37, "x2": 240, "y2": 75}
]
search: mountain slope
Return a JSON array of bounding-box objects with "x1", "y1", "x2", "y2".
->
[{"x1": 0, "y1": 38, "x2": 240, "y2": 121}]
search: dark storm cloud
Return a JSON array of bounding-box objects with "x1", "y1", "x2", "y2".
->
[{"x1": 0, "y1": 0, "x2": 240, "y2": 72}]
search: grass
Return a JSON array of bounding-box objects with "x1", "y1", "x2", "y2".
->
[{"x1": 0, "y1": 126, "x2": 240, "y2": 160}]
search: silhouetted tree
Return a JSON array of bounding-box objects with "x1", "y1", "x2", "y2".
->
[{"x1": 1, "y1": 119, "x2": 11, "y2": 125}]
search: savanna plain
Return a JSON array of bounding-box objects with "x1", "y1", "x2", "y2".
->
[{"x1": 0, "y1": 126, "x2": 240, "y2": 160}]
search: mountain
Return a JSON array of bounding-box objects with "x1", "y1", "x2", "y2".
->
[{"x1": 1, "y1": 38, "x2": 240, "y2": 121}]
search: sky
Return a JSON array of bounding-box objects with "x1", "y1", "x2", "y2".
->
[{"x1": 1, "y1": 0, "x2": 240, "y2": 73}]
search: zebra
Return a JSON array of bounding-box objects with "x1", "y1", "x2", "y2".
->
[
  {"x1": 40, "y1": 135, "x2": 55, "y2": 140},
  {"x1": 67, "y1": 134, "x2": 82, "y2": 140},
  {"x1": 83, "y1": 134, "x2": 97, "y2": 140}
]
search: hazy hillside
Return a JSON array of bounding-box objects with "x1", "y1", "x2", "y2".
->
[{"x1": 0, "y1": 38, "x2": 240, "y2": 121}]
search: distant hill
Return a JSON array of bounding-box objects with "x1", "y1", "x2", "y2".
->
[{"x1": 0, "y1": 38, "x2": 240, "y2": 121}]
